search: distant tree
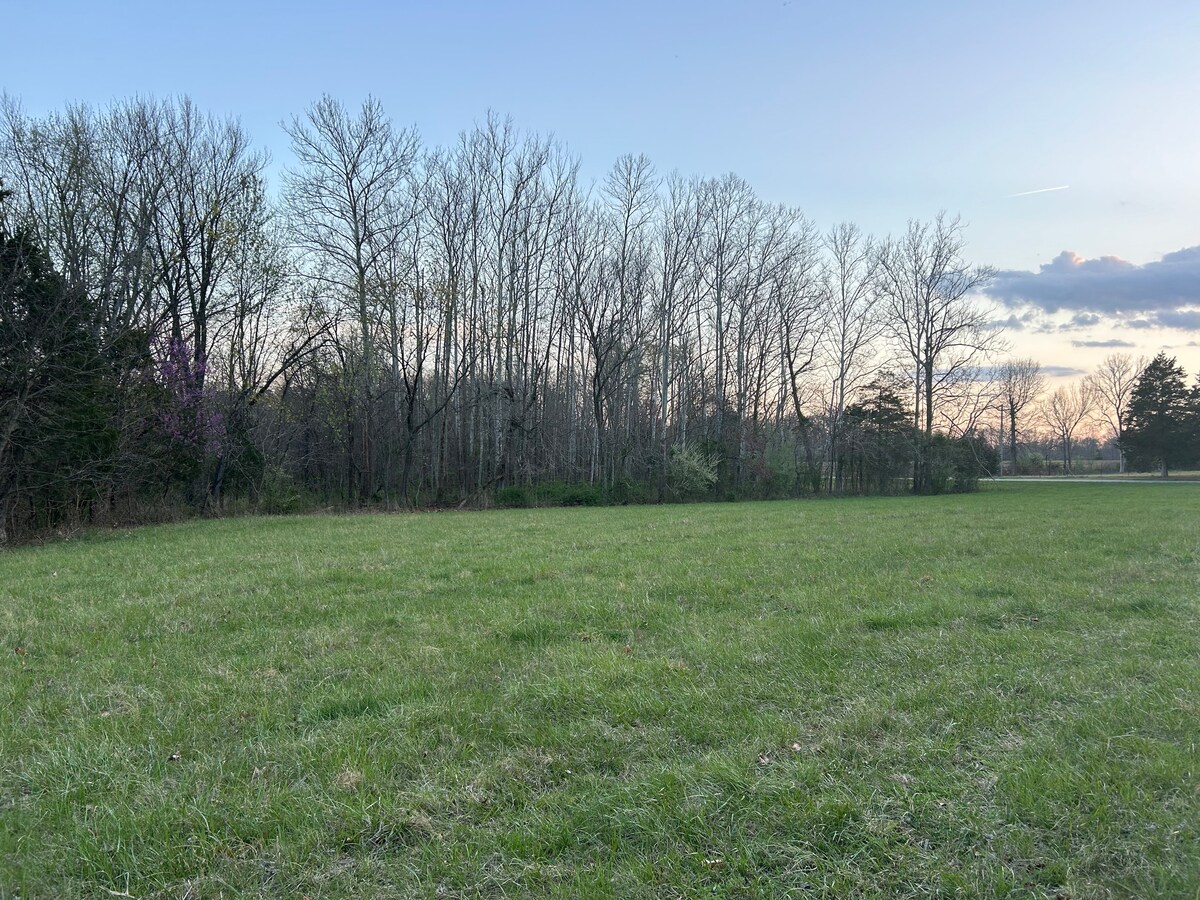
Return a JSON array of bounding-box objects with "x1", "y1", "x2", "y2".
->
[
  {"x1": 997, "y1": 357, "x2": 1045, "y2": 473},
  {"x1": 1041, "y1": 381, "x2": 1095, "y2": 475},
  {"x1": 1121, "y1": 354, "x2": 1193, "y2": 477},
  {"x1": 1090, "y1": 352, "x2": 1145, "y2": 472},
  {"x1": 1192, "y1": 376, "x2": 1200, "y2": 465}
]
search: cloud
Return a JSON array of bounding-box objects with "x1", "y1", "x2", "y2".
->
[
  {"x1": 987, "y1": 246, "x2": 1200, "y2": 330},
  {"x1": 1070, "y1": 339, "x2": 1135, "y2": 348},
  {"x1": 1156, "y1": 309, "x2": 1200, "y2": 331},
  {"x1": 1043, "y1": 365, "x2": 1088, "y2": 377},
  {"x1": 976, "y1": 363, "x2": 1087, "y2": 380},
  {"x1": 988, "y1": 313, "x2": 1026, "y2": 331}
]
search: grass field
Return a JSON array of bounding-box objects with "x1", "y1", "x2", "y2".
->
[{"x1": 2, "y1": 484, "x2": 1198, "y2": 898}]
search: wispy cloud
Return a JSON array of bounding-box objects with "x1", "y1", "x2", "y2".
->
[{"x1": 1071, "y1": 339, "x2": 1135, "y2": 348}]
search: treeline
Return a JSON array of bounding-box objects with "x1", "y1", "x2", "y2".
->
[
  {"x1": 2, "y1": 95, "x2": 1009, "y2": 542},
  {"x1": 995, "y1": 352, "x2": 1200, "y2": 477}
]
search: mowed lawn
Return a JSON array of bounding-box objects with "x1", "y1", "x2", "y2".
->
[{"x1": 1, "y1": 485, "x2": 1198, "y2": 898}]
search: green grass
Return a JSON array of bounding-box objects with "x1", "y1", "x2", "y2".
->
[{"x1": 2, "y1": 484, "x2": 1198, "y2": 898}]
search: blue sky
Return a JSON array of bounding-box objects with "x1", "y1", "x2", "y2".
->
[{"x1": 5, "y1": 0, "x2": 1200, "y2": 372}]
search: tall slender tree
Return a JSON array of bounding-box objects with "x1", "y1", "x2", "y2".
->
[
  {"x1": 282, "y1": 95, "x2": 419, "y2": 501},
  {"x1": 876, "y1": 214, "x2": 999, "y2": 492}
]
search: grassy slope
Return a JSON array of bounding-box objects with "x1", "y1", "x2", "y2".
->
[{"x1": 1, "y1": 484, "x2": 1198, "y2": 898}]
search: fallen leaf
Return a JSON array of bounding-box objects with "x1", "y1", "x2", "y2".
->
[
  {"x1": 14, "y1": 646, "x2": 26, "y2": 656},
  {"x1": 168, "y1": 752, "x2": 181, "y2": 762}
]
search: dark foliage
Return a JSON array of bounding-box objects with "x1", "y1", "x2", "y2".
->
[{"x1": 1121, "y1": 354, "x2": 1198, "y2": 476}]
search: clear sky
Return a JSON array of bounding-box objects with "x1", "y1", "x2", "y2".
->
[{"x1": 5, "y1": 0, "x2": 1199, "y2": 376}]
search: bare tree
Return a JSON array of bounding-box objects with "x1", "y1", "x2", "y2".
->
[
  {"x1": 695, "y1": 174, "x2": 756, "y2": 453},
  {"x1": 877, "y1": 214, "x2": 1000, "y2": 491},
  {"x1": 768, "y1": 210, "x2": 824, "y2": 483},
  {"x1": 152, "y1": 99, "x2": 269, "y2": 381},
  {"x1": 651, "y1": 175, "x2": 702, "y2": 500},
  {"x1": 282, "y1": 95, "x2": 419, "y2": 501},
  {"x1": 997, "y1": 357, "x2": 1045, "y2": 473},
  {"x1": 1041, "y1": 381, "x2": 1095, "y2": 474},
  {"x1": 1, "y1": 97, "x2": 163, "y2": 344},
  {"x1": 1090, "y1": 352, "x2": 1145, "y2": 472},
  {"x1": 7, "y1": 89, "x2": 1041, "y2": 536},
  {"x1": 820, "y1": 222, "x2": 882, "y2": 492}
]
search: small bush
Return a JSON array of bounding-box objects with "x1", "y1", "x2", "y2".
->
[
  {"x1": 258, "y1": 466, "x2": 310, "y2": 514},
  {"x1": 494, "y1": 485, "x2": 533, "y2": 508},
  {"x1": 923, "y1": 434, "x2": 997, "y2": 494},
  {"x1": 559, "y1": 482, "x2": 603, "y2": 506},
  {"x1": 668, "y1": 443, "x2": 719, "y2": 499}
]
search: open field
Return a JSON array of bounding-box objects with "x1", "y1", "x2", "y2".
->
[
  {"x1": 2, "y1": 484, "x2": 1198, "y2": 898},
  {"x1": 998, "y1": 472, "x2": 1200, "y2": 483},
  {"x1": 997, "y1": 475, "x2": 1200, "y2": 484}
]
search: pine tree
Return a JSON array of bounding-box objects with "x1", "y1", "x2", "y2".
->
[
  {"x1": 1120, "y1": 354, "x2": 1193, "y2": 477},
  {"x1": 0, "y1": 209, "x2": 112, "y2": 541}
]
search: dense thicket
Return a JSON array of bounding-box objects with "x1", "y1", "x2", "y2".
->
[{"x1": 1, "y1": 95, "x2": 1016, "y2": 541}]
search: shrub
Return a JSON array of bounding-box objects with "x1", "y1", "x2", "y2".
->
[
  {"x1": 558, "y1": 482, "x2": 603, "y2": 506},
  {"x1": 494, "y1": 485, "x2": 533, "y2": 508},
  {"x1": 258, "y1": 466, "x2": 310, "y2": 514},
  {"x1": 668, "y1": 443, "x2": 720, "y2": 498},
  {"x1": 923, "y1": 434, "x2": 997, "y2": 494}
]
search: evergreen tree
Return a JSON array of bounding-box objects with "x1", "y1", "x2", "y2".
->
[
  {"x1": 840, "y1": 378, "x2": 914, "y2": 494},
  {"x1": 0, "y1": 203, "x2": 112, "y2": 541},
  {"x1": 1120, "y1": 354, "x2": 1193, "y2": 477}
]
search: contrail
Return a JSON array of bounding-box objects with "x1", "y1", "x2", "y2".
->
[{"x1": 1008, "y1": 185, "x2": 1070, "y2": 198}]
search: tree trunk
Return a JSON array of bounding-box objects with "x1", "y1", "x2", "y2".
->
[
  {"x1": 399, "y1": 434, "x2": 417, "y2": 505},
  {"x1": 1008, "y1": 405, "x2": 1018, "y2": 472}
]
